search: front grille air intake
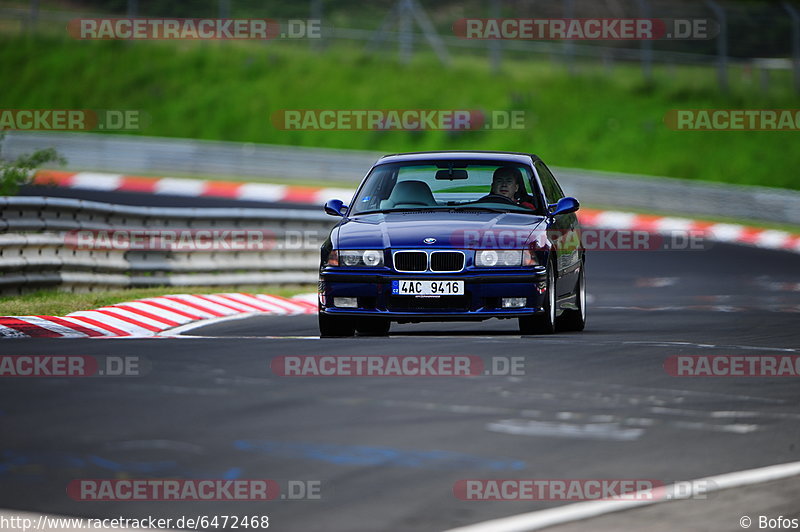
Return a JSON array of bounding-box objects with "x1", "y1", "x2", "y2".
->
[
  {"x1": 393, "y1": 251, "x2": 427, "y2": 272},
  {"x1": 431, "y1": 251, "x2": 464, "y2": 272}
]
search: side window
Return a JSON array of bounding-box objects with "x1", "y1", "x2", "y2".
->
[{"x1": 535, "y1": 161, "x2": 564, "y2": 205}]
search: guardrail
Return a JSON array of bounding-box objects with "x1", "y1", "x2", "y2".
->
[
  {"x1": 5, "y1": 132, "x2": 800, "y2": 226},
  {"x1": 2, "y1": 132, "x2": 379, "y2": 183},
  {"x1": 0, "y1": 196, "x2": 336, "y2": 294},
  {"x1": 554, "y1": 168, "x2": 800, "y2": 227}
]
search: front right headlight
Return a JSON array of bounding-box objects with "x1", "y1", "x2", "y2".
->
[{"x1": 337, "y1": 249, "x2": 384, "y2": 267}]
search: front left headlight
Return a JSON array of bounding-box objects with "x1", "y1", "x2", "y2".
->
[
  {"x1": 337, "y1": 249, "x2": 384, "y2": 267},
  {"x1": 474, "y1": 250, "x2": 538, "y2": 267}
]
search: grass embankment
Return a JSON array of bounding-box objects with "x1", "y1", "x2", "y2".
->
[
  {"x1": 0, "y1": 285, "x2": 315, "y2": 316},
  {"x1": 2, "y1": 36, "x2": 799, "y2": 189}
]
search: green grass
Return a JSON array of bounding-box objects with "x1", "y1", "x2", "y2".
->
[
  {"x1": 0, "y1": 285, "x2": 315, "y2": 316},
  {"x1": 2, "y1": 36, "x2": 799, "y2": 190}
]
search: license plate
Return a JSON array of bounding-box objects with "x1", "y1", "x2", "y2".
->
[{"x1": 391, "y1": 280, "x2": 464, "y2": 296}]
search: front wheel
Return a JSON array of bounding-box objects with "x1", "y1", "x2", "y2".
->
[
  {"x1": 318, "y1": 313, "x2": 355, "y2": 338},
  {"x1": 519, "y1": 267, "x2": 556, "y2": 335},
  {"x1": 556, "y1": 265, "x2": 586, "y2": 332}
]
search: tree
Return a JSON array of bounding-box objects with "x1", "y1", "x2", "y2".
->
[{"x1": 0, "y1": 132, "x2": 66, "y2": 196}]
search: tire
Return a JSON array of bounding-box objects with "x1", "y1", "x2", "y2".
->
[
  {"x1": 519, "y1": 266, "x2": 556, "y2": 335},
  {"x1": 355, "y1": 317, "x2": 391, "y2": 336},
  {"x1": 556, "y1": 264, "x2": 586, "y2": 332},
  {"x1": 318, "y1": 312, "x2": 355, "y2": 338}
]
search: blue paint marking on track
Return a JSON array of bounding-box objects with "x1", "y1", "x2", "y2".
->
[
  {"x1": 234, "y1": 440, "x2": 525, "y2": 470},
  {"x1": 222, "y1": 467, "x2": 243, "y2": 479},
  {"x1": 0, "y1": 450, "x2": 177, "y2": 476},
  {"x1": 0, "y1": 449, "x2": 249, "y2": 481},
  {"x1": 87, "y1": 455, "x2": 176, "y2": 474}
]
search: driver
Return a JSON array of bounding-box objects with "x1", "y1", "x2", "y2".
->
[{"x1": 490, "y1": 166, "x2": 536, "y2": 210}]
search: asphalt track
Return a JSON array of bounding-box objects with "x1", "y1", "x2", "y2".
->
[{"x1": 1, "y1": 240, "x2": 799, "y2": 531}]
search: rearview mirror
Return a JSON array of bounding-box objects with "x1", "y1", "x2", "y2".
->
[
  {"x1": 548, "y1": 197, "x2": 580, "y2": 216},
  {"x1": 324, "y1": 199, "x2": 348, "y2": 217},
  {"x1": 434, "y1": 169, "x2": 468, "y2": 180}
]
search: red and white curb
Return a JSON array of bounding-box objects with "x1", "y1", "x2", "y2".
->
[
  {"x1": 0, "y1": 293, "x2": 317, "y2": 339},
  {"x1": 34, "y1": 170, "x2": 354, "y2": 205},
  {"x1": 33, "y1": 171, "x2": 800, "y2": 253},
  {"x1": 579, "y1": 208, "x2": 800, "y2": 254}
]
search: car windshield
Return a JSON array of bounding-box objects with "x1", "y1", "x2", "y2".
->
[{"x1": 350, "y1": 160, "x2": 542, "y2": 215}]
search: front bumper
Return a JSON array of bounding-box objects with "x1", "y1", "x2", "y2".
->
[{"x1": 318, "y1": 268, "x2": 548, "y2": 322}]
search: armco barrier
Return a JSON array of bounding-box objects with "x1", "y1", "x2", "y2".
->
[
  {"x1": 5, "y1": 131, "x2": 800, "y2": 226},
  {"x1": 0, "y1": 196, "x2": 336, "y2": 294}
]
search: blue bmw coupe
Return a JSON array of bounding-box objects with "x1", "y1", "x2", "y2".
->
[{"x1": 318, "y1": 151, "x2": 585, "y2": 337}]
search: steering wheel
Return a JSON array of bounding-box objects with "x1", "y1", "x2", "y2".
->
[{"x1": 475, "y1": 193, "x2": 517, "y2": 205}]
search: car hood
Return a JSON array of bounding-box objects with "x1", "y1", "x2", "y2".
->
[{"x1": 334, "y1": 211, "x2": 546, "y2": 249}]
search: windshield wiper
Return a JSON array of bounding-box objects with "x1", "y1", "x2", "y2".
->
[
  {"x1": 354, "y1": 208, "x2": 436, "y2": 215},
  {"x1": 450, "y1": 205, "x2": 509, "y2": 213},
  {"x1": 356, "y1": 206, "x2": 536, "y2": 215},
  {"x1": 454, "y1": 204, "x2": 543, "y2": 215}
]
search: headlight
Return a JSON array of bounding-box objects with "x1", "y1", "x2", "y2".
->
[
  {"x1": 336, "y1": 250, "x2": 384, "y2": 267},
  {"x1": 475, "y1": 249, "x2": 523, "y2": 267}
]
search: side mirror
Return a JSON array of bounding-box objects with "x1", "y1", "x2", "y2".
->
[
  {"x1": 548, "y1": 197, "x2": 580, "y2": 216},
  {"x1": 324, "y1": 199, "x2": 348, "y2": 217}
]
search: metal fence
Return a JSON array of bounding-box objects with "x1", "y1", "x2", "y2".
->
[
  {"x1": 5, "y1": 131, "x2": 800, "y2": 226},
  {"x1": 4, "y1": 0, "x2": 800, "y2": 92}
]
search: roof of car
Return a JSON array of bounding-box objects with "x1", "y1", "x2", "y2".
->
[{"x1": 376, "y1": 151, "x2": 541, "y2": 165}]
